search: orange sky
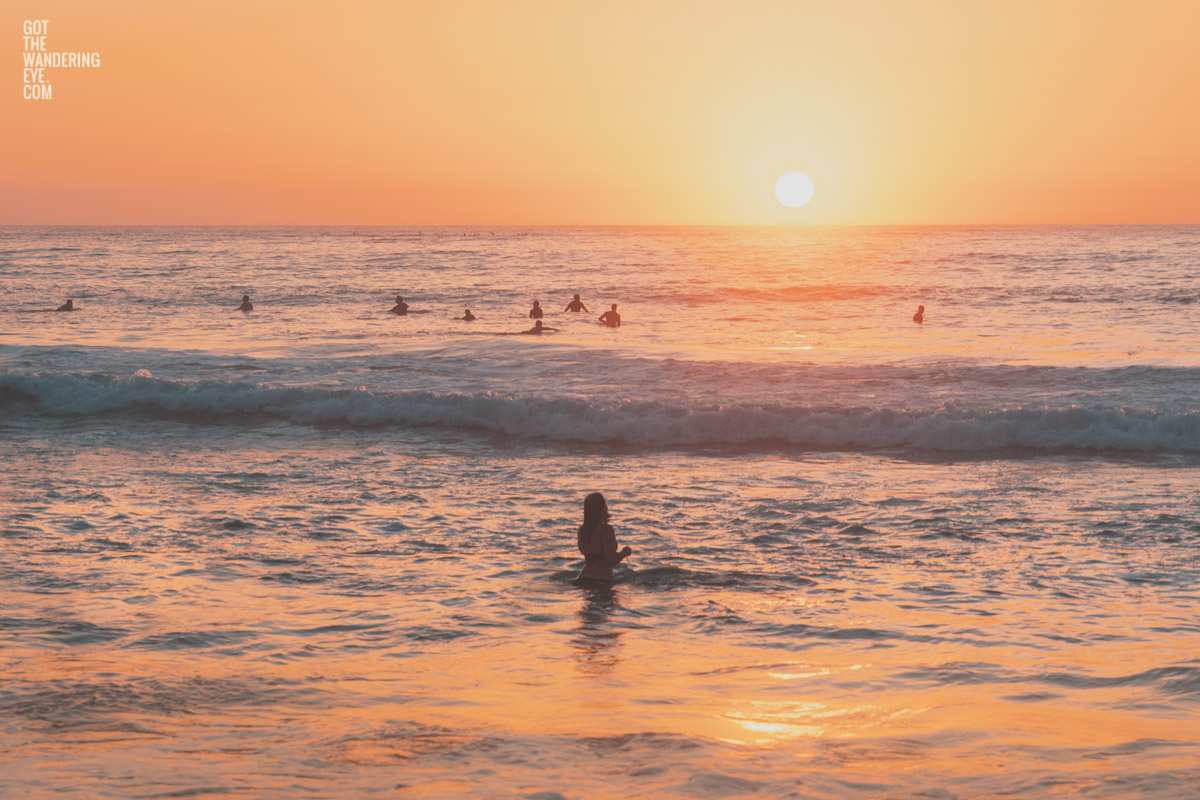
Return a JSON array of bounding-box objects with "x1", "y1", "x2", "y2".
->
[{"x1": 4, "y1": 0, "x2": 1199, "y2": 225}]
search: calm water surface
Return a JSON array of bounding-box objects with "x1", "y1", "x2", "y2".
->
[{"x1": 2, "y1": 226, "x2": 1198, "y2": 798}]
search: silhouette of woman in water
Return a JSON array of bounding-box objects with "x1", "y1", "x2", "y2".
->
[
  {"x1": 913, "y1": 305, "x2": 924, "y2": 323},
  {"x1": 576, "y1": 492, "x2": 632, "y2": 585}
]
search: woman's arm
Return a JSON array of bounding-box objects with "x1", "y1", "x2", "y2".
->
[{"x1": 601, "y1": 525, "x2": 632, "y2": 564}]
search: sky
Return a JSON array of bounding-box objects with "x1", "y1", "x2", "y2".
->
[{"x1": 4, "y1": 0, "x2": 1199, "y2": 225}]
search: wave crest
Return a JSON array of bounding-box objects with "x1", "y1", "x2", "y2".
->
[{"x1": 2, "y1": 371, "x2": 1198, "y2": 453}]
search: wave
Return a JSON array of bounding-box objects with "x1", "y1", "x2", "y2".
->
[{"x1": 2, "y1": 370, "x2": 1199, "y2": 453}]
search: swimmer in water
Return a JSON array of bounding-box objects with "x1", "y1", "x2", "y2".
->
[
  {"x1": 461, "y1": 309, "x2": 476, "y2": 321},
  {"x1": 238, "y1": 295, "x2": 253, "y2": 312},
  {"x1": 575, "y1": 492, "x2": 632, "y2": 585},
  {"x1": 913, "y1": 305, "x2": 925, "y2": 324},
  {"x1": 391, "y1": 295, "x2": 409, "y2": 315},
  {"x1": 55, "y1": 299, "x2": 75, "y2": 312},
  {"x1": 521, "y1": 320, "x2": 558, "y2": 335},
  {"x1": 564, "y1": 294, "x2": 589, "y2": 313},
  {"x1": 529, "y1": 300, "x2": 543, "y2": 319},
  {"x1": 598, "y1": 304, "x2": 621, "y2": 328}
]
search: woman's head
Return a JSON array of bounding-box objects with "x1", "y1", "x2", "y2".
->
[{"x1": 582, "y1": 492, "x2": 609, "y2": 526}]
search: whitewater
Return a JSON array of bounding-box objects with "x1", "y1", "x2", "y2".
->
[{"x1": 2, "y1": 225, "x2": 1198, "y2": 799}]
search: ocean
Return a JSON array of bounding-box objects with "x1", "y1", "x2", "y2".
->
[{"x1": 2, "y1": 225, "x2": 1198, "y2": 798}]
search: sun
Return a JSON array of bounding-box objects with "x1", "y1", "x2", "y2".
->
[{"x1": 774, "y1": 172, "x2": 815, "y2": 208}]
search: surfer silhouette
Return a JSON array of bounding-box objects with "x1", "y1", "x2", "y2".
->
[
  {"x1": 575, "y1": 492, "x2": 632, "y2": 585},
  {"x1": 599, "y1": 304, "x2": 621, "y2": 328},
  {"x1": 390, "y1": 295, "x2": 409, "y2": 315},
  {"x1": 238, "y1": 295, "x2": 253, "y2": 312},
  {"x1": 564, "y1": 294, "x2": 589, "y2": 313},
  {"x1": 529, "y1": 300, "x2": 543, "y2": 319},
  {"x1": 55, "y1": 299, "x2": 75, "y2": 312},
  {"x1": 913, "y1": 305, "x2": 925, "y2": 324},
  {"x1": 522, "y1": 320, "x2": 558, "y2": 335},
  {"x1": 461, "y1": 309, "x2": 476, "y2": 321}
]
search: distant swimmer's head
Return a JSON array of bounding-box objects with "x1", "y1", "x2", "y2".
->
[
  {"x1": 242, "y1": 295, "x2": 250, "y2": 302},
  {"x1": 396, "y1": 295, "x2": 403, "y2": 303},
  {"x1": 534, "y1": 320, "x2": 543, "y2": 329},
  {"x1": 56, "y1": 299, "x2": 74, "y2": 311},
  {"x1": 917, "y1": 305, "x2": 924, "y2": 312},
  {"x1": 532, "y1": 300, "x2": 540, "y2": 306},
  {"x1": 611, "y1": 304, "x2": 618, "y2": 310},
  {"x1": 582, "y1": 492, "x2": 610, "y2": 526},
  {"x1": 573, "y1": 294, "x2": 581, "y2": 301}
]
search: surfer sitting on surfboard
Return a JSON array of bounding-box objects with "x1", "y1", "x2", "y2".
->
[{"x1": 599, "y1": 304, "x2": 621, "y2": 328}]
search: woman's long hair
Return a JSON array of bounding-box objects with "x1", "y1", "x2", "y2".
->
[{"x1": 577, "y1": 492, "x2": 610, "y2": 547}]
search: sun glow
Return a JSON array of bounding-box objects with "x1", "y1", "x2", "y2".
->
[{"x1": 774, "y1": 172, "x2": 815, "y2": 208}]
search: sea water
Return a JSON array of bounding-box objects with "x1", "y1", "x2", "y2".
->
[{"x1": 1, "y1": 225, "x2": 1198, "y2": 798}]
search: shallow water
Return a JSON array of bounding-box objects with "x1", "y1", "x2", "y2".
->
[{"x1": 2, "y1": 226, "x2": 1199, "y2": 798}]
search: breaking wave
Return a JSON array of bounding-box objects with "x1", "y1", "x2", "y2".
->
[{"x1": 2, "y1": 371, "x2": 1199, "y2": 453}]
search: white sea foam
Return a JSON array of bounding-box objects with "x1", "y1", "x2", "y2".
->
[{"x1": 3, "y1": 370, "x2": 1197, "y2": 453}]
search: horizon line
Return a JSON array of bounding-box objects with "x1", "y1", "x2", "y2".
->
[{"x1": 3, "y1": 222, "x2": 1199, "y2": 229}]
